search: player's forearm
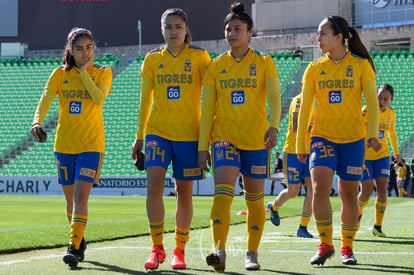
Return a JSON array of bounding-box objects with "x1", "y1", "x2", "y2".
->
[
  {"x1": 266, "y1": 77, "x2": 281, "y2": 131},
  {"x1": 363, "y1": 80, "x2": 380, "y2": 139},
  {"x1": 32, "y1": 88, "x2": 56, "y2": 126},
  {"x1": 79, "y1": 71, "x2": 110, "y2": 105},
  {"x1": 198, "y1": 85, "x2": 216, "y2": 151},
  {"x1": 136, "y1": 77, "x2": 154, "y2": 140},
  {"x1": 296, "y1": 84, "x2": 314, "y2": 154}
]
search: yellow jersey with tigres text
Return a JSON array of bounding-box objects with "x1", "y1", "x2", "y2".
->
[
  {"x1": 283, "y1": 94, "x2": 312, "y2": 154},
  {"x1": 138, "y1": 44, "x2": 211, "y2": 141},
  {"x1": 363, "y1": 105, "x2": 399, "y2": 160},
  {"x1": 301, "y1": 51, "x2": 376, "y2": 143},
  {"x1": 202, "y1": 48, "x2": 279, "y2": 150},
  {"x1": 34, "y1": 65, "x2": 112, "y2": 154}
]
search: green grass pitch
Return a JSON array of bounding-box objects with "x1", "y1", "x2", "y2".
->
[{"x1": 0, "y1": 195, "x2": 413, "y2": 274}]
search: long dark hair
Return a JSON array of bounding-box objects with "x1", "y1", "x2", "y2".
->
[
  {"x1": 161, "y1": 8, "x2": 192, "y2": 44},
  {"x1": 224, "y1": 2, "x2": 253, "y2": 31},
  {"x1": 327, "y1": 16, "x2": 375, "y2": 72},
  {"x1": 62, "y1": 27, "x2": 95, "y2": 71}
]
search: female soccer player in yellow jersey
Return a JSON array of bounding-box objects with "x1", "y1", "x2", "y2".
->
[
  {"x1": 296, "y1": 15, "x2": 380, "y2": 266},
  {"x1": 130, "y1": 8, "x2": 211, "y2": 270},
  {"x1": 31, "y1": 28, "x2": 112, "y2": 268},
  {"x1": 198, "y1": 2, "x2": 281, "y2": 272},
  {"x1": 268, "y1": 94, "x2": 314, "y2": 239},
  {"x1": 359, "y1": 84, "x2": 400, "y2": 237}
]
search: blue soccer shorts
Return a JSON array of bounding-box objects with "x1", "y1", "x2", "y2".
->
[
  {"x1": 362, "y1": 156, "x2": 390, "y2": 181},
  {"x1": 54, "y1": 152, "x2": 104, "y2": 185},
  {"x1": 310, "y1": 137, "x2": 365, "y2": 181},
  {"x1": 145, "y1": 134, "x2": 203, "y2": 181},
  {"x1": 283, "y1": 152, "x2": 310, "y2": 184},
  {"x1": 212, "y1": 141, "x2": 270, "y2": 179}
]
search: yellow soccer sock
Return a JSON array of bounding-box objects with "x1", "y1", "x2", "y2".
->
[
  {"x1": 271, "y1": 201, "x2": 281, "y2": 212},
  {"x1": 341, "y1": 224, "x2": 358, "y2": 249},
  {"x1": 175, "y1": 227, "x2": 190, "y2": 250},
  {"x1": 399, "y1": 188, "x2": 403, "y2": 197},
  {"x1": 300, "y1": 212, "x2": 312, "y2": 227},
  {"x1": 67, "y1": 212, "x2": 72, "y2": 225},
  {"x1": 210, "y1": 184, "x2": 234, "y2": 251},
  {"x1": 149, "y1": 221, "x2": 164, "y2": 246},
  {"x1": 315, "y1": 219, "x2": 333, "y2": 246},
  {"x1": 245, "y1": 190, "x2": 265, "y2": 253},
  {"x1": 374, "y1": 200, "x2": 387, "y2": 227},
  {"x1": 69, "y1": 214, "x2": 88, "y2": 249},
  {"x1": 358, "y1": 198, "x2": 369, "y2": 216}
]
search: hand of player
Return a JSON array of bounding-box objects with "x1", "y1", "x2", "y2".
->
[
  {"x1": 81, "y1": 52, "x2": 95, "y2": 72},
  {"x1": 264, "y1": 127, "x2": 278, "y2": 149},
  {"x1": 131, "y1": 139, "x2": 144, "y2": 160},
  {"x1": 395, "y1": 154, "x2": 401, "y2": 165},
  {"x1": 367, "y1": 137, "x2": 381, "y2": 152},
  {"x1": 198, "y1": 150, "x2": 211, "y2": 172},
  {"x1": 297, "y1": 154, "x2": 307, "y2": 164},
  {"x1": 30, "y1": 124, "x2": 41, "y2": 141}
]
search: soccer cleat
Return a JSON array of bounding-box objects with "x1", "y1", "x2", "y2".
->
[
  {"x1": 206, "y1": 248, "x2": 226, "y2": 273},
  {"x1": 310, "y1": 243, "x2": 335, "y2": 266},
  {"x1": 372, "y1": 226, "x2": 386, "y2": 237},
  {"x1": 245, "y1": 251, "x2": 260, "y2": 270},
  {"x1": 144, "y1": 245, "x2": 166, "y2": 270},
  {"x1": 267, "y1": 202, "x2": 280, "y2": 226},
  {"x1": 297, "y1": 225, "x2": 313, "y2": 238},
  {"x1": 63, "y1": 245, "x2": 80, "y2": 268},
  {"x1": 77, "y1": 237, "x2": 86, "y2": 262},
  {"x1": 171, "y1": 248, "x2": 186, "y2": 269},
  {"x1": 340, "y1": 246, "x2": 357, "y2": 265}
]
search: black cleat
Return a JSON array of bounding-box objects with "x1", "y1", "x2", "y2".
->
[
  {"x1": 78, "y1": 238, "x2": 87, "y2": 262},
  {"x1": 206, "y1": 248, "x2": 226, "y2": 273},
  {"x1": 63, "y1": 246, "x2": 80, "y2": 268}
]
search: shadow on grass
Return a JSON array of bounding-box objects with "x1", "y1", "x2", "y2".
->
[
  {"x1": 81, "y1": 260, "x2": 147, "y2": 274},
  {"x1": 355, "y1": 236, "x2": 414, "y2": 246}
]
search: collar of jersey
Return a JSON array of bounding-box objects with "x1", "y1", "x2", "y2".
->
[
  {"x1": 165, "y1": 43, "x2": 188, "y2": 58},
  {"x1": 71, "y1": 64, "x2": 94, "y2": 74},
  {"x1": 229, "y1": 48, "x2": 251, "y2": 63},
  {"x1": 328, "y1": 50, "x2": 349, "y2": 65}
]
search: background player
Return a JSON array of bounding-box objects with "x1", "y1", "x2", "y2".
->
[
  {"x1": 130, "y1": 8, "x2": 211, "y2": 270},
  {"x1": 358, "y1": 84, "x2": 400, "y2": 237},
  {"x1": 198, "y1": 2, "x2": 281, "y2": 272},
  {"x1": 268, "y1": 94, "x2": 314, "y2": 238},
  {"x1": 296, "y1": 15, "x2": 380, "y2": 266},
  {"x1": 31, "y1": 27, "x2": 112, "y2": 268}
]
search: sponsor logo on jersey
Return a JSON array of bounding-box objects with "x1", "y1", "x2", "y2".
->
[
  {"x1": 146, "y1": 141, "x2": 158, "y2": 147},
  {"x1": 69, "y1": 101, "x2": 82, "y2": 115},
  {"x1": 220, "y1": 78, "x2": 257, "y2": 89},
  {"x1": 346, "y1": 66, "x2": 353, "y2": 77},
  {"x1": 347, "y1": 166, "x2": 362, "y2": 175},
  {"x1": 184, "y1": 60, "x2": 192, "y2": 72},
  {"x1": 318, "y1": 79, "x2": 354, "y2": 89},
  {"x1": 320, "y1": 70, "x2": 326, "y2": 75},
  {"x1": 167, "y1": 86, "x2": 181, "y2": 100},
  {"x1": 378, "y1": 130, "x2": 385, "y2": 139},
  {"x1": 329, "y1": 91, "x2": 342, "y2": 104},
  {"x1": 231, "y1": 91, "x2": 245, "y2": 105},
  {"x1": 215, "y1": 141, "x2": 229, "y2": 148},
  {"x1": 63, "y1": 79, "x2": 69, "y2": 84},
  {"x1": 183, "y1": 168, "x2": 201, "y2": 177},
  {"x1": 221, "y1": 69, "x2": 227, "y2": 74},
  {"x1": 251, "y1": 165, "x2": 266, "y2": 175},
  {"x1": 80, "y1": 168, "x2": 96, "y2": 179},
  {"x1": 249, "y1": 64, "x2": 256, "y2": 76},
  {"x1": 158, "y1": 64, "x2": 164, "y2": 69},
  {"x1": 156, "y1": 74, "x2": 192, "y2": 84}
]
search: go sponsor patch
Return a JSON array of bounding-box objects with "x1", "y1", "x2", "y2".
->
[
  {"x1": 167, "y1": 86, "x2": 181, "y2": 100},
  {"x1": 231, "y1": 90, "x2": 245, "y2": 105},
  {"x1": 329, "y1": 90, "x2": 342, "y2": 104},
  {"x1": 378, "y1": 130, "x2": 385, "y2": 139},
  {"x1": 69, "y1": 101, "x2": 82, "y2": 114}
]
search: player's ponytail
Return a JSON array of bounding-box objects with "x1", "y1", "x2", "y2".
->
[
  {"x1": 224, "y1": 2, "x2": 253, "y2": 31},
  {"x1": 62, "y1": 27, "x2": 95, "y2": 71},
  {"x1": 327, "y1": 16, "x2": 375, "y2": 73},
  {"x1": 161, "y1": 8, "x2": 192, "y2": 44}
]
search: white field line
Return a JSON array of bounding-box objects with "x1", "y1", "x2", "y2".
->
[{"x1": 1, "y1": 245, "x2": 413, "y2": 266}]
